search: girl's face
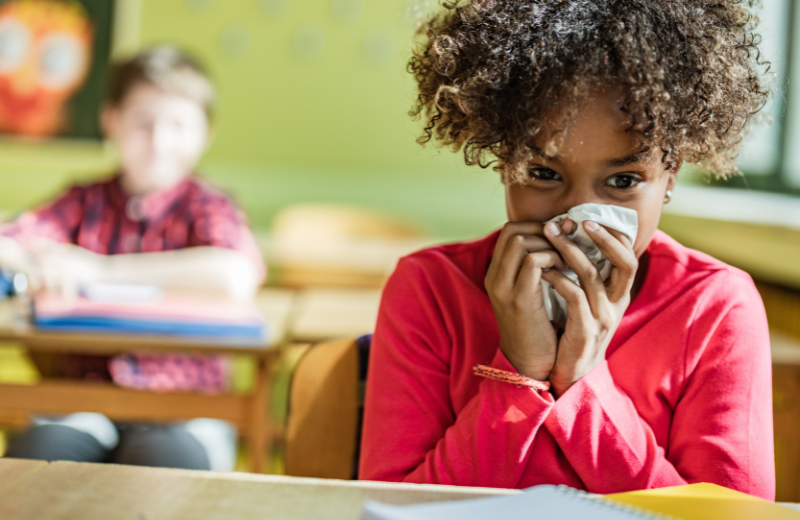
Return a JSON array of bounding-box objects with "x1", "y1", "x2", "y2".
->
[{"x1": 505, "y1": 89, "x2": 678, "y2": 258}]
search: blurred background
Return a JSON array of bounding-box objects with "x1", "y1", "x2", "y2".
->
[
  {"x1": 0, "y1": 0, "x2": 799, "y2": 500},
  {"x1": 0, "y1": 0, "x2": 796, "y2": 266},
  {"x1": 0, "y1": 0, "x2": 506, "y2": 241}
]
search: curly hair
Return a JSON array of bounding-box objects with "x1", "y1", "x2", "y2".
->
[{"x1": 408, "y1": 0, "x2": 771, "y2": 181}]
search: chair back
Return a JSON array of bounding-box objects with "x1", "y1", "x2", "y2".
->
[{"x1": 283, "y1": 338, "x2": 361, "y2": 479}]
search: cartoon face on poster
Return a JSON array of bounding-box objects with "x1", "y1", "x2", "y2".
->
[{"x1": 0, "y1": 0, "x2": 113, "y2": 140}]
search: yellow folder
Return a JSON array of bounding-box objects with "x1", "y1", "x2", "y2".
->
[{"x1": 605, "y1": 483, "x2": 800, "y2": 520}]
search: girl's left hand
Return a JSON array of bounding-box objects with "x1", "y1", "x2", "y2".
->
[{"x1": 541, "y1": 220, "x2": 639, "y2": 397}]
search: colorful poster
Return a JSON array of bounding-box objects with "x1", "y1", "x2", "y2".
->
[{"x1": 0, "y1": 0, "x2": 114, "y2": 140}]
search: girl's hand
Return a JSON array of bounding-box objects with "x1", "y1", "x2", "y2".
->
[
  {"x1": 485, "y1": 221, "x2": 570, "y2": 381},
  {"x1": 542, "y1": 220, "x2": 638, "y2": 396}
]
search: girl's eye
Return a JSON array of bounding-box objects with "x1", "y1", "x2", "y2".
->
[
  {"x1": 528, "y1": 167, "x2": 561, "y2": 181},
  {"x1": 606, "y1": 175, "x2": 640, "y2": 189}
]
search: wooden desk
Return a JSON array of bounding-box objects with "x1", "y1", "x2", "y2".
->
[
  {"x1": 4, "y1": 460, "x2": 800, "y2": 519},
  {"x1": 0, "y1": 289, "x2": 295, "y2": 473},
  {"x1": 0, "y1": 458, "x2": 45, "y2": 496},
  {"x1": 0, "y1": 289, "x2": 295, "y2": 356},
  {"x1": 0, "y1": 459, "x2": 514, "y2": 519},
  {"x1": 289, "y1": 288, "x2": 381, "y2": 342}
]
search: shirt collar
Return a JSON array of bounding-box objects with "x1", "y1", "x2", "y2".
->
[{"x1": 109, "y1": 174, "x2": 193, "y2": 223}]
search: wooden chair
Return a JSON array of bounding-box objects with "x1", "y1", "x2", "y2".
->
[
  {"x1": 771, "y1": 331, "x2": 800, "y2": 502},
  {"x1": 278, "y1": 338, "x2": 364, "y2": 479}
]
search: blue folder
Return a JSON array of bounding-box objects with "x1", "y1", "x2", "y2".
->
[{"x1": 34, "y1": 314, "x2": 267, "y2": 340}]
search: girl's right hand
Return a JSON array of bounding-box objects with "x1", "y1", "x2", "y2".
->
[{"x1": 484, "y1": 221, "x2": 569, "y2": 381}]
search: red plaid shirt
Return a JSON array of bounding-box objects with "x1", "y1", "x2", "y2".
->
[
  {"x1": 2, "y1": 174, "x2": 265, "y2": 393},
  {"x1": 2, "y1": 174, "x2": 264, "y2": 276}
]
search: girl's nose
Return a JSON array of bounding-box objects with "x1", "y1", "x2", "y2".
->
[{"x1": 559, "y1": 186, "x2": 604, "y2": 215}]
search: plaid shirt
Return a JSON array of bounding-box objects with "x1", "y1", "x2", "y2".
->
[
  {"x1": 2, "y1": 174, "x2": 265, "y2": 393},
  {"x1": 2, "y1": 175, "x2": 264, "y2": 275}
]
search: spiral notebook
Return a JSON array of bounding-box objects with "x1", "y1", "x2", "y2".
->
[{"x1": 362, "y1": 485, "x2": 668, "y2": 520}]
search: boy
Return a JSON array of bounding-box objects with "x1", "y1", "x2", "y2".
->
[{"x1": 0, "y1": 46, "x2": 263, "y2": 470}]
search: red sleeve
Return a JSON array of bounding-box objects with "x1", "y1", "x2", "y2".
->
[
  {"x1": 544, "y1": 271, "x2": 775, "y2": 500},
  {"x1": 189, "y1": 197, "x2": 265, "y2": 283},
  {"x1": 359, "y1": 257, "x2": 555, "y2": 488},
  {"x1": 0, "y1": 186, "x2": 85, "y2": 246}
]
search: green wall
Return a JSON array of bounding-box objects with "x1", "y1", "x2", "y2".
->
[{"x1": 0, "y1": 0, "x2": 506, "y2": 239}]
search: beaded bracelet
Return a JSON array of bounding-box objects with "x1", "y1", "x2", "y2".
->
[{"x1": 473, "y1": 364, "x2": 551, "y2": 392}]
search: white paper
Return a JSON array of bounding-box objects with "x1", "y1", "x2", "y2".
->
[
  {"x1": 362, "y1": 485, "x2": 662, "y2": 520},
  {"x1": 80, "y1": 283, "x2": 164, "y2": 304}
]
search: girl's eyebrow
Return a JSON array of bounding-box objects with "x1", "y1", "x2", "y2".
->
[
  {"x1": 530, "y1": 144, "x2": 652, "y2": 168},
  {"x1": 605, "y1": 147, "x2": 652, "y2": 168},
  {"x1": 529, "y1": 144, "x2": 556, "y2": 162}
]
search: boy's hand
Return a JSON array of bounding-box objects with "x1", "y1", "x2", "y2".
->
[
  {"x1": 29, "y1": 241, "x2": 103, "y2": 297},
  {"x1": 0, "y1": 236, "x2": 34, "y2": 276},
  {"x1": 484, "y1": 221, "x2": 570, "y2": 381},
  {"x1": 542, "y1": 220, "x2": 638, "y2": 396}
]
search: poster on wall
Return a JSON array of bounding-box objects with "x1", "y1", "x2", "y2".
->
[{"x1": 0, "y1": 0, "x2": 114, "y2": 141}]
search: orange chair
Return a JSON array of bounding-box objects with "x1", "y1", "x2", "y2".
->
[{"x1": 280, "y1": 338, "x2": 364, "y2": 479}]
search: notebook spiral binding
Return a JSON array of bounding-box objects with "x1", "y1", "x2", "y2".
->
[{"x1": 553, "y1": 485, "x2": 679, "y2": 520}]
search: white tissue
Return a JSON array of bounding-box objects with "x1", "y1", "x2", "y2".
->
[{"x1": 541, "y1": 203, "x2": 638, "y2": 329}]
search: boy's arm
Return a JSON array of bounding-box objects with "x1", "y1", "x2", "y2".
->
[
  {"x1": 0, "y1": 184, "x2": 87, "y2": 282},
  {"x1": 103, "y1": 246, "x2": 261, "y2": 301},
  {"x1": 34, "y1": 243, "x2": 261, "y2": 301}
]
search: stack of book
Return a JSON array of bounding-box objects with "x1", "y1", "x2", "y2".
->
[{"x1": 33, "y1": 284, "x2": 266, "y2": 342}]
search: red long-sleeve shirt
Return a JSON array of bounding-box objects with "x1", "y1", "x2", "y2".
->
[{"x1": 359, "y1": 230, "x2": 775, "y2": 500}]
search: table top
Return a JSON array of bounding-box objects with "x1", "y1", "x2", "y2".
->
[
  {"x1": 0, "y1": 459, "x2": 513, "y2": 520},
  {"x1": 0, "y1": 289, "x2": 296, "y2": 357},
  {"x1": 289, "y1": 287, "x2": 381, "y2": 343},
  {"x1": 0, "y1": 459, "x2": 45, "y2": 496},
  {"x1": 3, "y1": 460, "x2": 800, "y2": 519}
]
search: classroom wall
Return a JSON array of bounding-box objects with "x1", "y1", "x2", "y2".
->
[{"x1": 0, "y1": 0, "x2": 507, "y2": 240}]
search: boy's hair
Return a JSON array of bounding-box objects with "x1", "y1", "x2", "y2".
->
[
  {"x1": 107, "y1": 46, "x2": 215, "y2": 118},
  {"x1": 409, "y1": 0, "x2": 770, "y2": 181}
]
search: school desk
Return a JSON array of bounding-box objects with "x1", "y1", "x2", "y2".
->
[
  {"x1": 0, "y1": 459, "x2": 514, "y2": 519},
  {"x1": 0, "y1": 289, "x2": 295, "y2": 473},
  {"x1": 263, "y1": 203, "x2": 430, "y2": 289},
  {"x1": 2, "y1": 460, "x2": 800, "y2": 520},
  {"x1": 289, "y1": 287, "x2": 381, "y2": 342}
]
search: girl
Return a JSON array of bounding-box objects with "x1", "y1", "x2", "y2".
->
[{"x1": 359, "y1": 0, "x2": 775, "y2": 500}]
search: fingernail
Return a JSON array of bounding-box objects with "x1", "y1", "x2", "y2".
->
[
  {"x1": 546, "y1": 222, "x2": 561, "y2": 236},
  {"x1": 542, "y1": 268, "x2": 551, "y2": 272},
  {"x1": 585, "y1": 220, "x2": 599, "y2": 231}
]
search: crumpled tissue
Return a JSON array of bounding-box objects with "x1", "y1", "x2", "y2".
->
[{"x1": 541, "y1": 203, "x2": 638, "y2": 329}]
